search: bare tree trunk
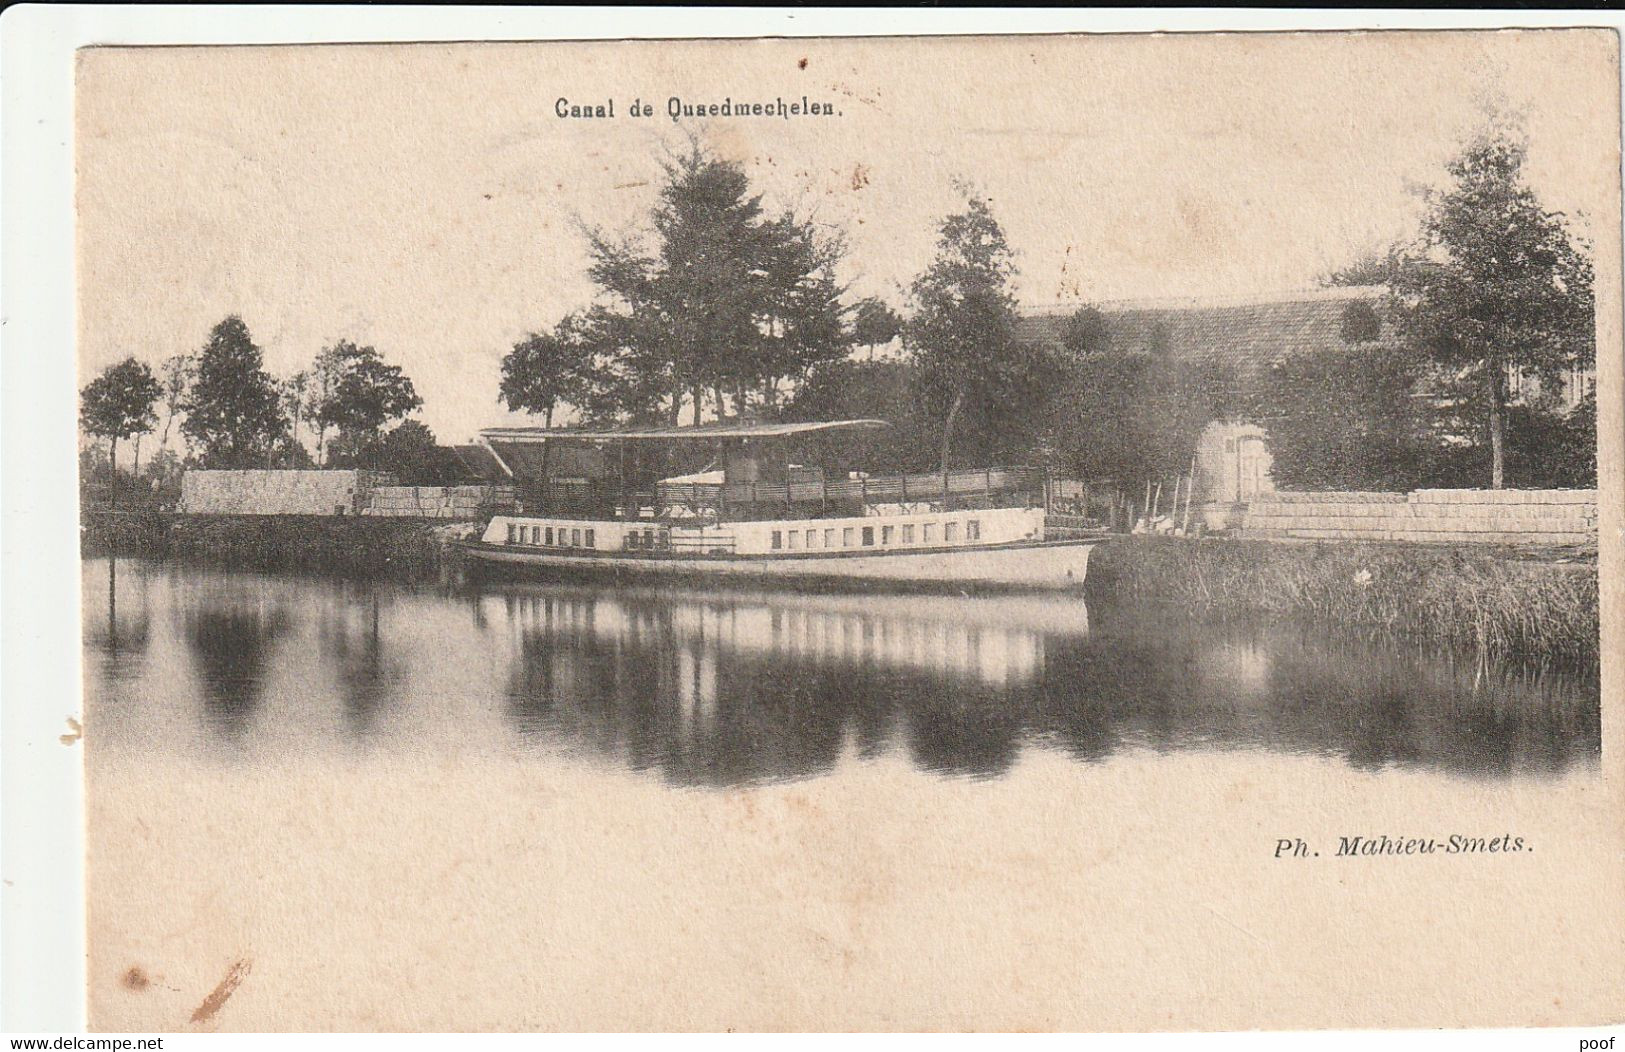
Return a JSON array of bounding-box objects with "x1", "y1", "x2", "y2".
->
[
  {"x1": 692, "y1": 386, "x2": 704, "y2": 427},
  {"x1": 939, "y1": 390, "x2": 965, "y2": 501},
  {"x1": 1488, "y1": 362, "x2": 1507, "y2": 490},
  {"x1": 108, "y1": 439, "x2": 118, "y2": 511},
  {"x1": 132, "y1": 434, "x2": 143, "y2": 477}
]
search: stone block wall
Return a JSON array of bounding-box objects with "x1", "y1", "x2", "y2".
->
[
  {"x1": 177, "y1": 470, "x2": 390, "y2": 516},
  {"x1": 1240, "y1": 489, "x2": 1597, "y2": 545},
  {"x1": 362, "y1": 485, "x2": 517, "y2": 519}
]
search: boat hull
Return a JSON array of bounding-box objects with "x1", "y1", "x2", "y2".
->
[{"x1": 459, "y1": 537, "x2": 1104, "y2": 593}]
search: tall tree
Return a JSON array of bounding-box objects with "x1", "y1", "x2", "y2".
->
[
  {"x1": 80, "y1": 357, "x2": 162, "y2": 483},
  {"x1": 1389, "y1": 127, "x2": 1594, "y2": 488},
  {"x1": 156, "y1": 353, "x2": 193, "y2": 454},
  {"x1": 581, "y1": 142, "x2": 852, "y2": 425},
  {"x1": 280, "y1": 370, "x2": 311, "y2": 451},
  {"x1": 306, "y1": 344, "x2": 347, "y2": 465},
  {"x1": 850, "y1": 296, "x2": 902, "y2": 361},
  {"x1": 751, "y1": 212, "x2": 850, "y2": 409},
  {"x1": 181, "y1": 317, "x2": 288, "y2": 468},
  {"x1": 905, "y1": 194, "x2": 1053, "y2": 484},
  {"x1": 313, "y1": 340, "x2": 423, "y2": 466},
  {"x1": 499, "y1": 314, "x2": 596, "y2": 428}
]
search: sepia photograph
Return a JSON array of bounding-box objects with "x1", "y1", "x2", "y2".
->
[{"x1": 30, "y1": 18, "x2": 1625, "y2": 1034}]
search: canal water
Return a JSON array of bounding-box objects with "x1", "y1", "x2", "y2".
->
[
  {"x1": 81, "y1": 558, "x2": 1605, "y2": 1031},
  {"x1": 83, "y1": 558, "x2": 1599, "y2": 783}
]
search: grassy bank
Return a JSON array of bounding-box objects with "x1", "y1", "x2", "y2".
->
[
  {"x1": 1087, "y1": 536, "x2": 1599, "y2": 663},
  {"x1": 81, "y1": 512, "x2": 465, "y2": 580},
  {"x1": 80, "y1": 509, "x2": 171, "y2": 560}
]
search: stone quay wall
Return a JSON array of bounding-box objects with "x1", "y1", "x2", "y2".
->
[{"x1": 1239, "y1": 489, "x2": 1597, "y2": 546}]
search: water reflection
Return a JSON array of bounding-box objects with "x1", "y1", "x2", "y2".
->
[
  {"x1": 81, "y1": 559, "x2": 1601, "y2": 786},
  {"x1": 183, "y1": 601, "x2": 290, "y2": 738},
  {"x1": 83, "y1": 558, "x2": 150, "y2": 684},
  {"x1": 494, "y1": 589, "x2": 1599, "y2": 784},
  {"x1": 318, "y1": 593, "x2": 405, "y2": 737}
]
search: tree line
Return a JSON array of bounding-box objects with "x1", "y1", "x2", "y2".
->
[
  {"x1": 79, "y1": 316, "x2": 451, "y2": 499},
  {"x1": 499, "y1": 129, "x2": 1595, "y2": 493},
  {"x1": 84, "y1": 121, "x2": 1598, "y2": 504},
  {"x1": 1256, "y1": 128, "x2": 1595, "y2": 491}
]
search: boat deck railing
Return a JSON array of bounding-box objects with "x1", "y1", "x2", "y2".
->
[
  {"x1": 520, "y1": 466, "x2": 1044, "y2": 520},
  {"x1": 662, "y1": 466, "x2": 1043, "y2": 509}
]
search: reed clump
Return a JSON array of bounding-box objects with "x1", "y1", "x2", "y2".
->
[
  {"x1": 80, "y1": 509, "x2": 170, "y2": 559},
  {"x1": 85, "y1": 514, "x2": 457, "y2": 580},
  {"x1": 1088, "y1": 536, "x2": 1599, "y2": 662}
]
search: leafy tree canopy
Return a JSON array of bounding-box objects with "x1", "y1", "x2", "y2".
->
[
  {"x1": 1389, "y1": 126, "x2": 1594, "y2": 488},
  {"x1": 906, "y1": 194, "x2": 1059, "y2": 474},
  {"x1": 851, "y1": 296, "x2": 902, "y2": 350},
  {"x1": 81, "y1": 357, "x2": 162, "y2": 446},
  {"x1": 376, "y1": 419, "x2": 467, "y2": 486},
  {"x1": 579, "y1": 141, "x2": 853, "y2": 425},
  {"x1": 500, "y1": 313, "x2": 596, "y2": 429},
  {"x1": 180, "y1": 316, "x2": 289, "y2": 468},
  {"x1": 313, "y1": 339, "x2": 423, "y2": 454}
]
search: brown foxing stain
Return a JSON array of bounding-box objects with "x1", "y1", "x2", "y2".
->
[
  {"x1": 783, "y1": 790, "x2": 823, "y2": 820},
  {"x1": 850, "y1": 165, "x2": 870, "y2": 192},
  {"x1": 797, "y1": 57, "x2": 808, "y2": 70},
  {"x1": 122, "y1": 966, "x2": 150, "y2": 992},
  {"x1": 60, "y1": 716, "x2": 83, "y2": 746},
  {"x1": 189, "y1": 958, "x2": 251, "y2": 1024}
]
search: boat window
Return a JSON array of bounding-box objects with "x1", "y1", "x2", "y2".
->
[
  {"x1": 787, "y1": 530, "x2": 799, "y2": 549},
  {"x1": 881, "y1": 525, "x2": 894, "y2": 545},
  {"x1": 824, "y1": 528, "x2": 835, "y2": 548},
  {"x1": 806, "y1": 529, "x2": 817, "y2": 549},
  {"x1": 842, "y1": 527, "x2": 855, "y2": 547},
  {"x1": 506, "y1": 524, "x2": 517, "y2": 543},
  {"x1": 544, "y1": 526, "x2": 553, "y2": 546},
  {"x1": 945, "y1": 522, "x2": 960, "y2": 543},
  {"x1": 584, "y1": 529, "x2": 595, "y2": 548},
  {"x1": 902, "y1": 524, "x2": 915, "y2": 544},
  {"x1": 771, "y1": 530, "x2": 783, "y2": 550},
  {"x1": 862, "y1": 526, "x2": 875, "y2": 546},
  {"x1": 922, "y1": 523, "x2": 935, "y2": 544},
  {"x1": 571, "y1": 528, "x2": 582, "y2": 548},
  {"x1": 627, "y1": 530, "x2": 641, "y2": 549},
  {"x1": 647, "y1": 529, "x2": 658, "y2": 549},
  {"x1": 967, "y1": 520, "x2": 981, "y2": 541}
]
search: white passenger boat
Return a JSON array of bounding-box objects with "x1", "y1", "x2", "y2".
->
[{"x1": 459, "y1": 419, "x2": 1105, "y2": 592}]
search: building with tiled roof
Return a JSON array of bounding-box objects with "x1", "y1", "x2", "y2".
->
[
  {"x1": 1017, "y1": 285, "x2": 1394, "y2": 396},
  {"x1": 1018, "y1": 286, "x2": 1396, "y2": 523}
]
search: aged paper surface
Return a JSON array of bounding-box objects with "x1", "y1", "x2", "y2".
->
[{"x1": 75, "y1": 31, "x2": 1623, "y2": 1031}]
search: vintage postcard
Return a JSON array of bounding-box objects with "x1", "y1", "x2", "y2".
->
[{"x1": 70, "y1": 28, "x2": 1622, "y2": 1032}]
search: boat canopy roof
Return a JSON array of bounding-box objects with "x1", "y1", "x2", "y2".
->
[
  {"x1": 658, "y1": 469, "x2": 726, "y2": 486},
  {"x1": 480, "y1": 419, "x2": 890, "y2": 443}
]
